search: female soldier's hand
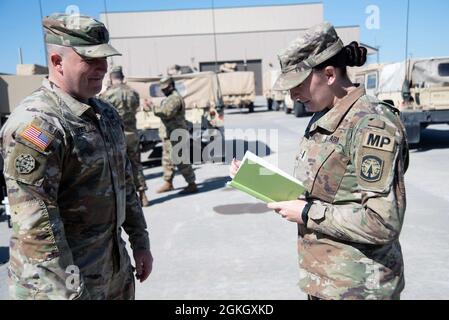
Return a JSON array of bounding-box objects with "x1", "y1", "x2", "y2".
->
[
  {"x1": 267, "y1": 200, "x2": 308, "y2": 224},
  {"x1": 229, "y1": 158, "x2": 241, "y2": 178}
]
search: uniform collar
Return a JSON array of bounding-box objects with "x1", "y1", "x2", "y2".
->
[
  {"x1": 310, "y1": 86, "x2": 365, "y2": 134},
  {"x1": 43, "y1": 77, "x2": 93, "y2": 117}
]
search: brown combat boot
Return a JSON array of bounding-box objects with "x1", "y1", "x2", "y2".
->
[
  {"x1": 139, "y1": 190, "x2": 150, "y2": 207},
  {"x1": 156, "y1": 180, "x2": 174, "y2": 193},
  {"x1": 179, "y1": 182, "x2": 198, "y2": 194}
]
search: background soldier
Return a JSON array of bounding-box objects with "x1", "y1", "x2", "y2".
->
[
  {"x1": 0, "y1": 13, "x2": 153, "y2": 299},
  {"x1": 153, "y1": 76, "x2": 197, "y2": 194},
  {"x1": 101, "y1": 66, "x2": 150, "y2": 207}
]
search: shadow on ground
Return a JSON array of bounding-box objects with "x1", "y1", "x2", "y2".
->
[
  {"x1": 0, "y1": 213, "x2": 8, "y2": 223},
  {"x1": 149, "y1": 176, "x2": 229, "y2": 206},
  {"x1": 213, "y1": 202, "x2": 271, "y2": 215},
  {"x1": 144, "y1": 171, "x2": 163, "y2": 180},
  {"x1": 410, "y1": 128, "x2": 449, "y2": 152},
  {"x1": 219, "y1": 139, "x2": 274, "y2": 164},
  {"x1": 142, "y1": 139, "x2": 274, "y2": 167},
  {"x1": 0, "y1": 247, "x2": 9, "y2": 265},
  {"x1": 224, "y1": 106, "x2": 271, "y2": 115}
]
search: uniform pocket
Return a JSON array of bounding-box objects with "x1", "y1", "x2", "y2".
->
[{"x1": 310, "y1": 145, "x2": 350, "y2": 203}]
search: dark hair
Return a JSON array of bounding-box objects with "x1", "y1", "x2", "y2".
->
[{"x1": 314, "y1": 41, "x2": 367, "y2": 76}]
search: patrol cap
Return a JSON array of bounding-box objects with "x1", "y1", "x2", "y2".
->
[
  {"x1": 43, "y1": 13, "x2": 121, "y2": 58},
  {"x1": 273, "y1": 21, "x2": 344, "y2": 91},
  {"x1": 110, "y1": 65, "x2": 122, "y2": 73},
  {"x1": 159, "y1": 76, "x2": 174, "y2": 90}
]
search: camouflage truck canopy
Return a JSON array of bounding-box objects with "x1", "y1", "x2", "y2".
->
[
  {"x1": 16, "y1": 64, "x2": 48, "y2": 76},
  {"x1": 126, "y1": 71, "x2": 224, "y2": 130},
  {"x1": 349, "y1": 57, "x2": 449, "y2": 111},
  {"x1": 217, "y1": 71, "x2": 256, "y2": 106}
]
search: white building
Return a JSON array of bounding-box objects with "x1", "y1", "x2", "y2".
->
[{"x1": 100, "y1": 2, "x2": 376, "y2": 95}]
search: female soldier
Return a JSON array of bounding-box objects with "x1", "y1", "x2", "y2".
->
[{"x1": 230, "y1": 22, "x2": 409, "y2": 300}]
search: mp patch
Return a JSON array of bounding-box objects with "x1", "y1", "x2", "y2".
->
[
  {"x1": 15, "y1": 154, "x2": 36, "y2": 174},
  {"x1": 360, "y1": 155, "x2": 384, "y2": 182},
  {"x1": 362, "y1": 131, "x2": 395, "y2": 152}
]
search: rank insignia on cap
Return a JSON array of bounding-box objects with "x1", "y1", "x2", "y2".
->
[
  {"x1": 20, "y1": 125, "x2": 53, "y2": 151},
  {"x1": 15, "y1": 154, "x2": 36, "y2": 174},
  {"x1": 360, "y1": 155, "x2": 384, "y2": 182}
]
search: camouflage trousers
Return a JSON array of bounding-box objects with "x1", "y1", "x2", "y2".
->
[
  {"x1": 125, "y1": 131, "x2": 147, "y2": 191},
  {"x1": 162, "y1": 138, "x2": 195, "y2": 183},
  {"x1": 8, "y1": 262, "x2": 135, "y2": 300}
]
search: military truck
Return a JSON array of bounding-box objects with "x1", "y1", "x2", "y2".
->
[
  {"x1": 349, "y1": 57, "x2": 449, "y2": 144},
  {"x1": 263, "y1": 69, "x2": 286, "y2": 111},
  {"x1": 284, "y1": 94, "x2": 310, "y2": 117},
  {"x1": 263, "y1": 69, "x2": 309, "y2": 117},
  {"x1": 126, "y1": 71, "x2": 225, "y2": 163},
  {"x1": 217, "y1": 70, "x2": 256, "y2": 113}
]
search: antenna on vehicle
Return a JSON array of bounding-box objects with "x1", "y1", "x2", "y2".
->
[
  {"x1": 103, "y1": 0, "x2": 114, "y2": 68},
  {"x1": 211, "y1": 0, "x2": 219, "y2": 73},
  {"x1": 38, "y1": 0, "x2": 48, "y2": 66},
  {"x1": 402, "y1": 0, "x2": 412, "y2": 102}
]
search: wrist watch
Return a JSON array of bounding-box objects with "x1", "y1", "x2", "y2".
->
[{"x1": 302, "y1": 201, "x2": 313, "y2": 225}]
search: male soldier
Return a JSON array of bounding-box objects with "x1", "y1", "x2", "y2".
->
[
  {"x1": 0, "y1": 13, "x2": 153, "y2": 299},
  {"x1": 153, "y1": 76, "x2": 197, "y2": 194},
  {"x1": 101, "y1": 66, "x2": 150, "y2": 207}
]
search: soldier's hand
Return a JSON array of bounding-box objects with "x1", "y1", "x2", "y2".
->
[
  {"x1": 267, "y1": 200, "x2": 307, "y2": 224},
  {"x1": 133, "y1": 249, "x2": 153, "y2": 283},
  {"x1": 229, "y1": 158, "x2": 241, "y2": 178},
  {"x1": 143, "y1": 98, "x2": 153, "y2": 112}
]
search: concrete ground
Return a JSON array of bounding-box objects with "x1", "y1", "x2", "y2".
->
[{"x1": 1, "y1": 103, "x2": 449, "y2": 300}]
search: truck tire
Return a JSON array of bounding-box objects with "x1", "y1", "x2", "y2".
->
[
  {"x1": 404, "y1": 123, "x2": 421, "y2": 144},
  {"x1": 248, "y1": 103, "x2": 254, "y2": 113},
  {"x1": 267, "y1": 98, "x2": 273, "y2": 111},
  {"x1": 294, "y1": 101, "x2": 306, "y2": 117}
]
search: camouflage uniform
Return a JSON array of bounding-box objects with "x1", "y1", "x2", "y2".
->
[
  {"x1": 274, "y1": 22, "x2": 409, "y2": 300},
  {"x1": 100, "y1": 69, "x2": 147, "y2": 192},
  {"x1": 0, "y1": 14, "x2": 150, "y2": 300},
  {"x1": 153, "y1": 80, "x2": 195, "y2": 184}
]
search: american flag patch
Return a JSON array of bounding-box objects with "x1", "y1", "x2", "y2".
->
[{"x1": 20, "y1": 125, "x2": 53, "y2": 151}]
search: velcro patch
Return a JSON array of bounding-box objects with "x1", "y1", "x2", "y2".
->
[
  {"x1": 362, "y1": 131, "x2": 394, "y2": 152},
  {"x1": 367, "y1": 118, "x2": 386, "y2": 129},
  {"x1": 20, "y1": 125, "x2": 54, "y2": 151},
  {"x1": 15, "y1": 154, "x2": 36, "y2": 174},
  {"x1": 360, "y1": 155, "x2": 384, "y2": 182}
]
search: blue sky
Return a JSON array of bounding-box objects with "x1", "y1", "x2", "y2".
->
[{"x1": 0, "y1": 0, "x2": 448, "y2": 74}]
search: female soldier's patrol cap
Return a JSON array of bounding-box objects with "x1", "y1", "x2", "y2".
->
[
  {"x1": 273, "y1": 21, "x2": 344, "y2": 91},
  {"x1": 43, "y1": 13, "x2": 121, "y2": 58}
]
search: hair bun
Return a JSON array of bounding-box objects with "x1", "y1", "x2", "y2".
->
[{"x1": 344, "y1": 41, "x2": 367, "y2": 67}]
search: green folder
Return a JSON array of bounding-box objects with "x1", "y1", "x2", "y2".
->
[{"x1": 228, "y1": 151, "x2": 306, "y2": 203}]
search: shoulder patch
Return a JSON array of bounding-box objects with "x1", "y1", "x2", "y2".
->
[
  {"x1": 360, "y1": 155, "x2": 383, "y2": 182},
  {"x1": 367, "y1": 118, "x2": 385, "y2": 129},
  {"x1": 15, "y1": 154, "x2": 36, "y2": 174},
  {"x1": 362, "y1": 131, "x2": 395, "y2": 153},
  {"x1": 20, "y1": 124, "x2": 54, "y2": 151}
]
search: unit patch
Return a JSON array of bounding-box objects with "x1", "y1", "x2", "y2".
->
[
  {"x1": 360, "y1": 155, "x2": 383, "y2": 182},
  {"x1": 15, "y1": 154, "x2": 36, "y2": 174}
]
